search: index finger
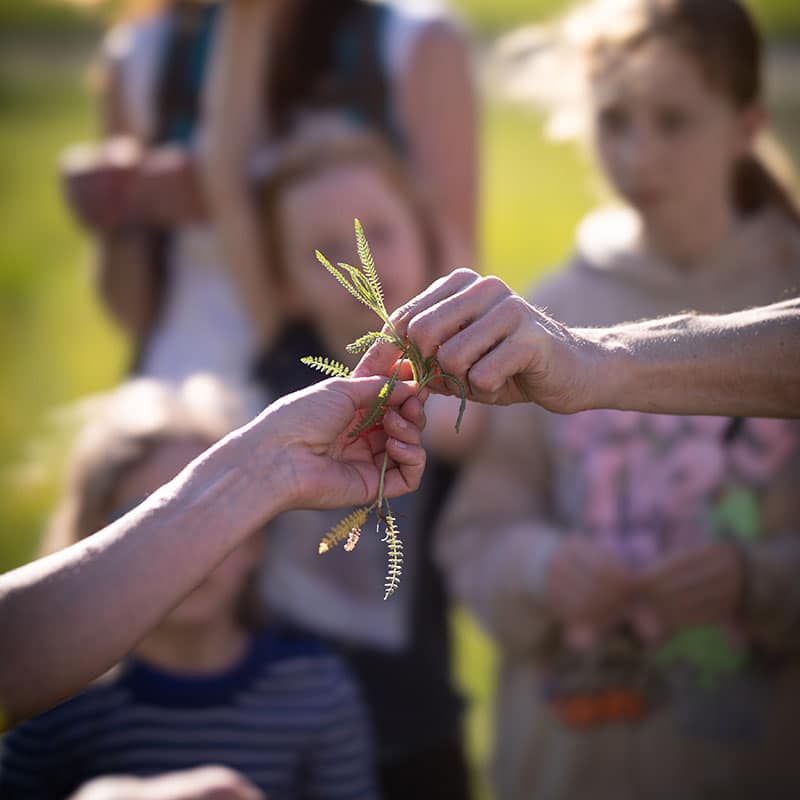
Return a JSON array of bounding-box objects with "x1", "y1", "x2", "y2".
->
[{"x1": 389, "y1": 268, "x2": 481, "y2": 341}]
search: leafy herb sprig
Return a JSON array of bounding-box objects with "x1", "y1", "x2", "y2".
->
[{"x1": 302, "y1": 219, "x2": 466, "y2": 598}]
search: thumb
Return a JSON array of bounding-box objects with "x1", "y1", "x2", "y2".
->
[
  {"x1": 333, "y1": 376, "x2": 419, "y2": 411},
  {"x1": 352, "y1": 339, "x2": 404, "y2": 379}
]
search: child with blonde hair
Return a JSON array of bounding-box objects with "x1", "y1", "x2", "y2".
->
[{"x1": 0, "y1": 377, "x2": 378, "y2": 799}]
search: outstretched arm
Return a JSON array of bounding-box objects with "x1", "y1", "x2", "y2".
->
[
  {"x1": 361, "y1": 269, "x2": 799, "y2": 418},
  {"x1": 0, "y1": 378, "x2": 425, "y2": 727}
]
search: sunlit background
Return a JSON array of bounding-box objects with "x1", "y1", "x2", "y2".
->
[{"x1": 1, "y1": 1, "x2": 798, "y2": 795}]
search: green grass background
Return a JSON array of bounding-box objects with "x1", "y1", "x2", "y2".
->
[{"x1": 0, "y1": 1, "x2": 797, "y2": 796}]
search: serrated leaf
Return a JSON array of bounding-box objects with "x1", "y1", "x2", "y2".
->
[
  {"x1": 316, "y1": 251, "x2": 372, "y2": 309},
  {"x1": 318, "y1": 507, "x2": 369, "y2": 554},
  {"x1": 382, "y1": 509, "x2": 404, "y2": 599},
  {"x1": 355, "y1": 218, "x2": 385, "y2": 314},
  {"x1": 345, "y1": 331, "x2": 396, "y2": 354},
  {"x1": 337, "y1": 261, "x2": 378, "y2": 309},
  {"x1": 439, "y1": 369, "x2": 467, "y2": 433},
  {"x1": 349, "y1": 361, "x2": 402, "y2": 438},
  {"x1": 301, "y1": 355, "x2": 351, "y2": 378}
]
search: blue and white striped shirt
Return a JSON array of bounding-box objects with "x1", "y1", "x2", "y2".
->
[{"x1": 0, "y1": 630, "x2": 378, "y2": 799}]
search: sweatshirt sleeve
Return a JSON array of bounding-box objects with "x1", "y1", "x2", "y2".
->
[{"x1": 434, "y1": 401, "x2": 565, "y2": 656}]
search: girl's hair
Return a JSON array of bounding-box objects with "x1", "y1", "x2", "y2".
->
[
  {"x1": 254, "y1": 119, "x2": 440, "y2": 291},
  {"x1": 42, "y1": 377, "x2": 265, "y2": 628},
  {"x1": 264, "y1": 0, "x2": 390, "y2": 139},
  {"x1": 577, "y1": 0, "x2": 800, "y2": 222}
]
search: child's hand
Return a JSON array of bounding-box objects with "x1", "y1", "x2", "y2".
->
[
  {"x1": 545, "y1": 537, "x2": 638, "y2": 645},
  {"x1": 69, "y1": 766, "x2": 264, "y2": 800},
  {"x1": 637, "y1": 542, "x2": 745, "y2": 633}
]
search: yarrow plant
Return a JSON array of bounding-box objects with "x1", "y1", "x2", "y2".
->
[{"x1": 302, "y1": 219, "x2": 465, "y2": 598}]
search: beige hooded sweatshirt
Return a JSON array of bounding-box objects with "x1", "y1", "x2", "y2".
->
[{"x1": 437, "y1": 206, "x2": 800, "y2": 800}]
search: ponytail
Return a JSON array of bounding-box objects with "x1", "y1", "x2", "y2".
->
[{"x1": 734, "y1": 136, "x2": 800, "y2": 225}]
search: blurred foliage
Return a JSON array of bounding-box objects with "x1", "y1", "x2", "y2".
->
[{"x1": 450, "y1": 0, "x2": 800, "y2": 39}]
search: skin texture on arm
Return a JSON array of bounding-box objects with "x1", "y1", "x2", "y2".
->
[
  {"x1": 579, "y1": 297, "x2": 800, "y2": 418},
  {"x1": 0, "y1": 378, "x2": 425, "y2": 728},
  {"x1": 362, "y1": 269, "x2": 799, "y2": 418}
]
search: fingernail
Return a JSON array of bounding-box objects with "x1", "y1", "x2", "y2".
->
[{"x1": 388, "y1": 410, "x2": 411, "y2": 430}]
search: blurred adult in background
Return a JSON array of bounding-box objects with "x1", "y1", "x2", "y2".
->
[
  {"x1": 0, "y1": 378, "x2": 378, "y2": 799},
  {"x1": 433, "y1": 1, "x2": 800, "y2": 798},
  {"x1": 62, "y1": 0, "x2": 477, "y2": 404}
]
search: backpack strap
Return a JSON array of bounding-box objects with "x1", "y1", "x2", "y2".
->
[
  {"x1": 152, "y1": 0, "x2": 220, "y2": 145},
  {"x1": 129, "y1": 1, "x2": 220, "y2": 375},
  {"x1": 321, "y1": 2, "x2": 406, "y2": 153}
]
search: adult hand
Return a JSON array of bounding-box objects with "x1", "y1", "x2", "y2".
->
[
  {"x1": 132, "y1": 146, "x2": 206, "y2": 227},
  {"x1": 251, "y1": 376, "x2": 427, "y2": 514},
  {"x1": 70, "y1": 766, "x2": 264, "y2": 800},
  {"x1": 545, "y1": 538, "x2": 637, "y2": 644},
  {"x1": 637, "y1": 542, "x2": 745, "y2": 632},
  {"x1": 357, "y1": 269, "x2": 599, "y2": 413},
  {"x1": 61, "y1": 140, "x2": 205, "y2": 233},
  {"x1": 60, "y1": 137, "x2": 141, "y2": 233}
]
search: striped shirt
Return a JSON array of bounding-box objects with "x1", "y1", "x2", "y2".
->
[{"x1": 0, "y1": 630, "x2": 378, "y2": 799}]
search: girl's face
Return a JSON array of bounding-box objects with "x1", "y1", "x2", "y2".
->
[
  {"x1": 111, "y1": 437, "x2": 262, "y2": 630},
  {"x1": 589, "y1": 39, "x2": 759, "y2": 248},
  {"x1": 279, "y1": 161, "x2": 430, "y2": 350}
]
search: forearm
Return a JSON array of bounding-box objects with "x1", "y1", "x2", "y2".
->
[
  {"x1": 581, "y1": 298, "x2": 800, "y2": 417},
  {"x1": 0, "y1": 431, "x2": 286, "y2": 726}
]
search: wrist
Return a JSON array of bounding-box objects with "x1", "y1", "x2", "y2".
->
[{"x1": 570, "y1": 328, "x2": 630, "y2": 412}]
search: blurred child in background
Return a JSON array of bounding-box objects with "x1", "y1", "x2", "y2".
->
[
  {"x1": 0, "y1": 378, "x2": 377, "y2": 800},
  {"x1": 203, "y1": 0, "x2": 477, "y2": 349},
  {"x1": 251, "y1": 121, "x2": 484, "y2": 800},
  {"x1": 436, "y1": 0, "x2": 800, "y2": 797}
]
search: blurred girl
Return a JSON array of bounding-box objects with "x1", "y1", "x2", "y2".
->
[
  {"x1": 436, "y1": 1, "x2": 800, "y2": 798},
  {"x1": 203, "y1": 0, "x2": 477, "y2": 350},
  {"x1": 0, "y1": 379, "x2": 377, "y2": 800},
  {"x1": 251, "y1": 122, "x2": 484, "y2": 800}
]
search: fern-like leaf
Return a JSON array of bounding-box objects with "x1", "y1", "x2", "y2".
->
[
  {"x1": 300, "y1": 356, "x2": 352, "y2": 378},
  {"x1": 349, "y1": 360, "x2": 402, "y2": 438},
  {"x1": 318, "y1": 507, "x2": 369, "y2": 555},
  {"x1": 382, "y1": 509, "x2": 404, "y2": 599},
  {"x1": 315, "y1": 251, "x2": 373, "y2": 310},
  {"x1": 337, "y1": 262, "x2": 379, "y2": 310},
  {"x1": 355, "y1": 218, "x2": 385, "y2": 314},
  {"x1": 439, "y1": 369, "x2": 467, "y2": 433},
  {"x1": 345, "y1": 331, "x2": 396, "y2": 354}
]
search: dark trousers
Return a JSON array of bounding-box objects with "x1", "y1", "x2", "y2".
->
[{"x1": 379, "y1": 738, "x2": 472, "y2": 800}]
